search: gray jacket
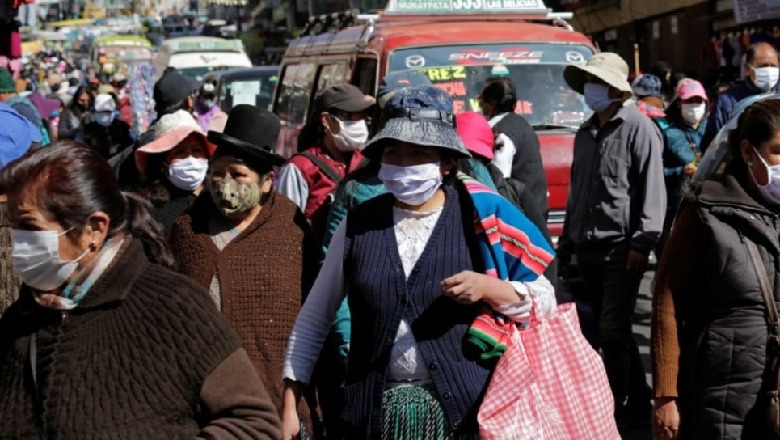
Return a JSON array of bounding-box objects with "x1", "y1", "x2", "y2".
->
[{"x1": 559, "y1": 102, "x2": 666, "y2": 256}]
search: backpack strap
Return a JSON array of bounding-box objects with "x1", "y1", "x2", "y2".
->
[{"x1": 299, "y1": 151, "x2": 343, "y2": 185}]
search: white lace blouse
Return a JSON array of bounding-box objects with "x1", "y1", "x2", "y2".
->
[{"x1": 283, "y1": 205, "x2": 556, "y2": 384}]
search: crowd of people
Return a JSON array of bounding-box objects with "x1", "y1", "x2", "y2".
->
[{"x1": 0, "y1": 37, "x2": 779, "y2": 440}]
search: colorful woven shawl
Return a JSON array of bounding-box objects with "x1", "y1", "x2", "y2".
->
[{"x1": 458, "y1": 173, "x2": 555, "y2": 359}]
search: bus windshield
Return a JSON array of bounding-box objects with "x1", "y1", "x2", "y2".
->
[{"x1": 389, "y1": 43, "x2": 595, "y2": 129}]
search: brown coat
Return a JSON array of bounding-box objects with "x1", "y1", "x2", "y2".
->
[
  {"x1": 0, "y1": 239, "x2": 281, "y2": 439},
  {"x1": 170, "y1": 192, "x2": 321, "y2": 427}
]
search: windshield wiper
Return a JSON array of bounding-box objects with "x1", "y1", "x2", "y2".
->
[{"x1": 532, "y1": 124, "x2": 577, "y2": 131}]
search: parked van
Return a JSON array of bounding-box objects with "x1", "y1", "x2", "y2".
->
[
  {"x1": 153, "y1": 36, "x2": 252, "y2": 81},
  {"x1": 273, "y1": 0, "x2": 596, "y2": 239}
]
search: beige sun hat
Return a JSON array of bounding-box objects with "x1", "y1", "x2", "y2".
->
[{"x1": 564, "y1": 52, "x2": 633, "y2": 99}]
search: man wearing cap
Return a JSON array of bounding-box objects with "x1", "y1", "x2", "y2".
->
[
  {"x1": 277, "y1": 83, "x2": 375, "y2": 244},
  {"x1": 559, "y1": 52, "x2": 666, "y2": 431},
  {"x1": 138, "y1": 69, "x2": 200, "y2": 147},
  {"x1": 700, "y1": 42, "x2": 779, "y2": 151},
  {"x1": 194, "y1": 77, "x2": 228, "y2": 133}
]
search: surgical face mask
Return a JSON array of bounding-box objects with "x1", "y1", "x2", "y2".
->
[
  {"x1": 751, "y1": 66, "x2": 780, "y2": 92},
  {"x1": 330, "y1": 117, "x2": 369, "y2": 152},
  {"x1": 11, "y1": 228, "x2": 89, "y2": 291},
  {"x1": 208, "y1": 175, "x2": 262, "y2": 218},
  {"x1": 378, "y1": 162, "x2": 442, "y2": 206},
  {"x1": 583, "y1": 82, "x2": 618, "y2": 113},
  {"x1": 681, "y1": 103, "x2": 707, "y2": 125},
  {"x1": 201, "y1": 99, "x2": 216, "y2": 110},
  {"x1": 751, "y1": 146, "x2": 780, "y2": 205},
  {"x1": 168, "y1": 156, "x2": 209, "y2": 192}
]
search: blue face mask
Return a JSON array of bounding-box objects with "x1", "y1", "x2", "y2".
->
[{"x1": 584, "y1": 82, "x2": 617, "y2": 113}]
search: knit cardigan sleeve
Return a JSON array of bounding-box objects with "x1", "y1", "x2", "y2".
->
[
  {"x1": 651, "y1": 202, "x2": 704, "y2": 398},
  {"x1": 198, "y1": 348, "x2": 281, "y2": 439}
]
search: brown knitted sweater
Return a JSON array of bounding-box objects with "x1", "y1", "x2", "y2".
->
[
  {"x1": 0, "y1": 240, "x2": 281, "y2": 439},
  {"x1": 0, "y1": 202, "x2": 20, "y2": 315},
  {"x1": 170, "y1": 192, "x2": 321, "y2": 423}
]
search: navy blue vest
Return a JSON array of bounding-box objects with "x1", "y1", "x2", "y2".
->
[{"x1": 342, "y1": 186, "x2": 491, "y2": 439}]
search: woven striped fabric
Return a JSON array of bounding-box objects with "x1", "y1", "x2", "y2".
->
[{"x1": 457, "y1": 173, "x2": 555, "y2": 359}]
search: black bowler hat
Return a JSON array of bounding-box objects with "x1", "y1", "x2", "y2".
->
[{"x1": 208, "y1": 105, "x2": 285, "y2": 169}]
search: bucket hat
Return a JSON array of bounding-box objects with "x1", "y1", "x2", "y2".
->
[
  {"x1": 208, "y1": 104, "x2": 285, "y2": 170},
  {"x1": 363, "y1": 85, "x2": 470, "y2": 160},
  {"x1": 455, "y1": 111, "x2": 495, "y2": 161},
  {"x1": 376, "y1": 70, "x2": 432, "y2": 108},
  {"x1": 631, "y1": 74, "x2": 663, "y2": 98},
  {"x1": 564, "y1": 52, "x2": 632, "y2": 99},
  {"x1": 135, "y1": 110, "x2": 215, "y2": 175}
]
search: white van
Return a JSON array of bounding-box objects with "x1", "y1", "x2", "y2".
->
[{"x1": 153, "y1": 36, "x2": 252, "y2": 81}]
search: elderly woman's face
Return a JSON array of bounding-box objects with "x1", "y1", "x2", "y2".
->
[
  {"x1": 7, "y1": 185, "x2": 109, "y2": 285},
  {"x1": 381, "y1": 142, "x2": 444, "y2": 167},
  {"x1": 166, "y1": 134, "x2": 208, "y2": 165}
]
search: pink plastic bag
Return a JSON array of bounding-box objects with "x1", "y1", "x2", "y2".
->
[{"x1": 478, "y1": 302, "x2": 621, "y2": 440}]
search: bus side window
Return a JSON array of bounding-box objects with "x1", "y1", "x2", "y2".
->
[
  {"x1": 274, "y1": 64, "x2": 298, "y2": 123},
  {"x1": 353, "y1": 58, "x2": 378, "y2": 96}
]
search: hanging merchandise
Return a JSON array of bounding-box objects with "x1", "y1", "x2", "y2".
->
[{"x1": 127, "y1": 64, "x2": 156, "y2": 134}]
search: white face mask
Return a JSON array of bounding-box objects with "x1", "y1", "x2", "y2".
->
[
  {"x1": 751, "y1": 66, "x2": 780, "y2": 92},
  {"x1": 201, "y1": 99, "x2": 216, "y2": 110},
  {"x1": 330, "y1": 117, "x2": 369, "y2": 152},
  {"x1": 681, "y1": 103, "x2": 707, "y2": 125},
  {"x1": 583, "y1": 82, "x2": 619, "y2": 113},
  {"x1": 168, "y1": 156, "x2": 209, "y2": 192},
  {"x1": 751, "y1": 146, "x2": 780, "y2": 205},
  {"x1": 11, "y1": 228, "x2": 89, "y2": 291},
  {"x1": 378, "y1": 162, "x2": 442, "y2": 206}
]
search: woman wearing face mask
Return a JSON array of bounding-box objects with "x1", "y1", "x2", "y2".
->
[
  {"x1": 194, "y1": 78, "x2": 227, "y2": 133},
  {"x1": 277, "y1": 83, "x2": 375, "y2": 244},
  {"x1": 281, "y1": 85, "x2": 556, "y2": 440},
  {"x1": 169, "y1": 105, "x2": 322, "y2": 437},
  {"x1": 57, "y1": 86, "x2": 91, "y2": 140},
  {"x1": 652, "y1": 98, "x2": 780, "y2": 440},
  {"x1": 656, "y1": 78, "x2": 709, "y2": 257},
  {"x1": 0, "y1": 141, "x2": 282, "y2": 438},
  {"x1": 134, "y1": 110, "x2": 215, "y2": 238}
]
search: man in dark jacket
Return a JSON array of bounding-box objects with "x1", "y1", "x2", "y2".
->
[
  {"x1": 699, "y1": 42, "x2": 778, "y2": 151},
  {"x1": 479, "y1": 77, "x2": 549, "y2": 220}
]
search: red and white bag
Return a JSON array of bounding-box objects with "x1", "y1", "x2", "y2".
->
[{"x1": 478, "y1": 302, "x2": 620, "y2": 440}]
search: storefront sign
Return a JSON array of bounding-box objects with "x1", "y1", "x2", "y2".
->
[
  {"x1": 385, "y1": 0, "x2": 549, "y2": 14},
  {"x1": 734, "y1": 0, "x2": 780, "y2": 24}
]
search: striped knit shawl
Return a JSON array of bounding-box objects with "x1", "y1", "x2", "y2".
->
[{"x1": 458, "y1": 173, "x2": 555, "y2": 359}]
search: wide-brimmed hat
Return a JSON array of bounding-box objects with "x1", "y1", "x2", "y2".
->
[
  {"x1": 631, "y1": 74, "x2": 663, "y2": 98},
  {"x1": 456, "y1": 111, "x2": 495, "y2": 161},
  {"x1": 363, "y1": 85, "x2": 470, "y2": 161},
  {"x1": 564, "y1": 52, "x2": 632, "y2": 99},
  {"x1": 377, "y1": 70, "x2": 432, "y2": 108},
  {"x1": 135, "y1": 110, "x2": 215, "y2": 175},
  {"x1": 208, "y1": 104, "x2": 284, "y2": 170}
]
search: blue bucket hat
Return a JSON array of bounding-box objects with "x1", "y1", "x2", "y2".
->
[
  {"x1": 631, "y1": 73, "x2": 663, "y2": 98},
  {"x1": 376, "y1": 70, "x2": 432, "y2": 108},
  {"x1": 363, "y1": 85, "x2": 470, "y2": 160}
]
